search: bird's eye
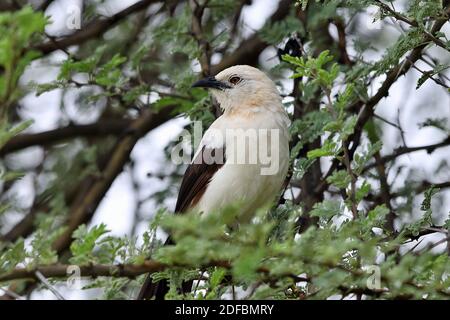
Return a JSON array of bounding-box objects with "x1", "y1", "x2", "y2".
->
[{"x1": 229, "y1": 76, "x2": 241, "y2": 85}]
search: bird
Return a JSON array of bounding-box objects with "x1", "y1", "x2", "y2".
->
[{"x1": 137, "y1": 65, "x2": 290, "y2": 300}]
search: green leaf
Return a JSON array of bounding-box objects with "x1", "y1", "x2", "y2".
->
[
  {"x1": 259, "y1": 14, "x2": 304, "y2": 44},
  {"x1": 416, "y1": 65, "x2": 449, "y2": 89},
  {"x1": 0, "y1": 239, "x2": 26, "y2": 272},
  {"x1": 367, "y1": 205, "x2": 389, "y2": 225},
  {"x1": 296, "y1": 0, "x2": 309, "y2": 11},
  {"x1": 310, "y1": 200, "x2": 341, "y2": 219},
  {"x1": 232, "y1": 248, "x2": 264, "y2": 282},
  {"x1": 420, "y1": 186, "x2": 440, "y2": 212},
  {"x1": 307, "y1": 140, "x2": 337, "y2": 159},
  {"x1": 356, "y1": 181, "x2": 371, "y2": 203},
  {"x1": 326, "y1": 170, "x2": 351, "y2": 189},
  {"x1": 210, "y1": 268, "x2": 227, "y2": 288},
  {"x1": 70, "y1": 223, "x2": 110, "y2": 264},
  {"x1": 0, "y1": 119, "x2": 34, "y2": 149}
]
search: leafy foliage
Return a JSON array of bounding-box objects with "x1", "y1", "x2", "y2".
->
[{"x1": 0, "y1": 6, "x2": 46, "y2": 111}]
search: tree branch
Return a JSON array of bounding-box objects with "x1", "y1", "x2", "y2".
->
[
  {"x1": 34, "y1": 270, "x2": 65, "y2": 300},
  {"x1": 211, "y1": 0, "x2": 291, "y2": 73},
  {"x1": 363, "y1": 136, "x2": 450, "y2": 172},
  {"x1": 315, "y1": 6, "x2": 450, "y2": 195},
  {"x1": 0, "y1": 259, "x2": 308, "y2": 285},
  {"x1": 0, "y1": 119, "x2": 131, "y2": 156},
  {"x1": 191, "y1": 0, "x2": 212, "y2": 76},
  {"x1": 0, "y1": 2, "x2": 18, "y2": 12},
  {"x1": 374, "y1": 0, "x2": 449, "y2": 50},
  {"x1": 373, "y1": 151, "x2": 395, "y2": 232},
  {"x1": 391, "y1": 180, "x2": 450, "y2": 198},
  {"x1": 51, "y1": 105, "x2": 176, "y2": 254},
  {"x1": 332, "y1": 18, "x2": 354, "y2": 66},
  {"x1": 33, "y1": 0, "x2": 160, "y2": 55},
  {"x1": 0, "y1": 261, "x2": 166, "y2": 283}
]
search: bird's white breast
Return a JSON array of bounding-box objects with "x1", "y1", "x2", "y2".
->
[{"x1": 193, "y1": 108, "x2": 290, "y2": 223}]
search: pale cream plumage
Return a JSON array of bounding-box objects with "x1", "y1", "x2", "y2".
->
[
  {"x1": 191, "y1": 65, "x2": 290, "y2": 222},
  {"x1": 137, "y1": 65, "x2": 290, "y2": 300}
]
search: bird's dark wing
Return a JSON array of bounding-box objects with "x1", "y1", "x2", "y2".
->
[
  {"x1": 137, "y1": 145, "x2": 225, "y2": 300},
  {"x1": 175, "y1": 145, "x2": 226, "y2": 213}
]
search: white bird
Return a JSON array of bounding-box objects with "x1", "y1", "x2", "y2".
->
[{"x1": 138, "y1": 65, "x2": 290, "y2": 299}]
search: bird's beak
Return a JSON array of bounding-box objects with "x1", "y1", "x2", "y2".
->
[{"x1": 191, "y1": 76, "x2": 231, "y2": 90}]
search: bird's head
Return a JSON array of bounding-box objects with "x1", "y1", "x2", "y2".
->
[{"x1": 192, "y1": 65, "x2": 282, "y2": 114}]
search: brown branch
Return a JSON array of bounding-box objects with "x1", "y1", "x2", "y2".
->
[
  {"x1": 0, "y1": 107, "x2": 177, "y2": 298},
  {"x1": 0, "y1": 2, "x2": 18, "y2": 12},
  {"x1": 374, "y1": 0, "x2": 449, "y2": 50},
  {"x1": 190, "y1": 0, "x2": 221, "y2": 117},
  {"x1": 363, "y1": 136, "x2": 450, "y2": 172},
  {"x1": 315, "y1": 6, "x2": 450, "y2": 195},
  {"x1": 0, "y1": 119, "x2": 132, "y2": 156},
  {"x1": 51, "y1": 106, "x2": 176, "y2": 254},
  {"x1": 401, "y1": 226, "x2": 448, "y2": 242},
  {"x1": 342, "y1": 143, "x2": 358, "y2": 218},
  {"x1": 374, "y1": 152, "x2": 395, "y2": 232},
  {"x1": 0, "y1": 260, "x2": 307, "y2": 285},
  {"x1": 409, "y1": 60, "x2": 449, "y2": 89},
  {"x1": 210, "y1": 0, "x2": 291, "y2": 74},
  {"x1": 350, "y1": 9, "x2": 449, "y2": 148},
  {"x1": 337, "y1": 285, "x2": 388, "y2": 298},
  {"x1": 391, "y1": 180, "x2": 450, "y2": 198},
  {"x1": 366, "y1": 180, "x2": 450, "y2": 203},
  {"x1": 361, "y1": 5, "x2": 450, "y2": 109},
  {"x1": 0, "y1": 176, "x2": 94, "y2": 243},
  {"x1": 33, "y1": 0, "x2": 160, "y2": 55},
  {"x1": 216, "y1": 0, "x2": 248, "y2": 54},
  {"x1": 332, "y1": 18, "x2": 354, "y2": 66},
  {"x1": 0, "y1": 261, "x2": 166, "y2": 283},
  {"x1": 2, "y1": 256, "x2": 446, "y2": 299},
  {"x1": 191, "y1": 0, "x2": 212, "y2": 76}
]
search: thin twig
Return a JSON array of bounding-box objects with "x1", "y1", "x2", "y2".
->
[
  {"x1": 418, "y1": 236, "x2": 450, "y2": 254},
  {"x1": 34, "y1": 271, "x2": 65, "y2": 300},
  {"x1": 0, "y1": 287, "x2": 24, "y2": 300},
  {"x1": 374, "y1": 0, "x2": 449, "y2": 50},
  {"x1": 363, "y1": 136, "x2": 450, "y2": 172}
]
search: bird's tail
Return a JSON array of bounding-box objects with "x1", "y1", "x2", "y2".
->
[
  {"x1": 136, "y1": 274, "x2": 169, "y2": 300},
  {"x1": 136, "y1": 236, "x2": 193, "y2": 300}
]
